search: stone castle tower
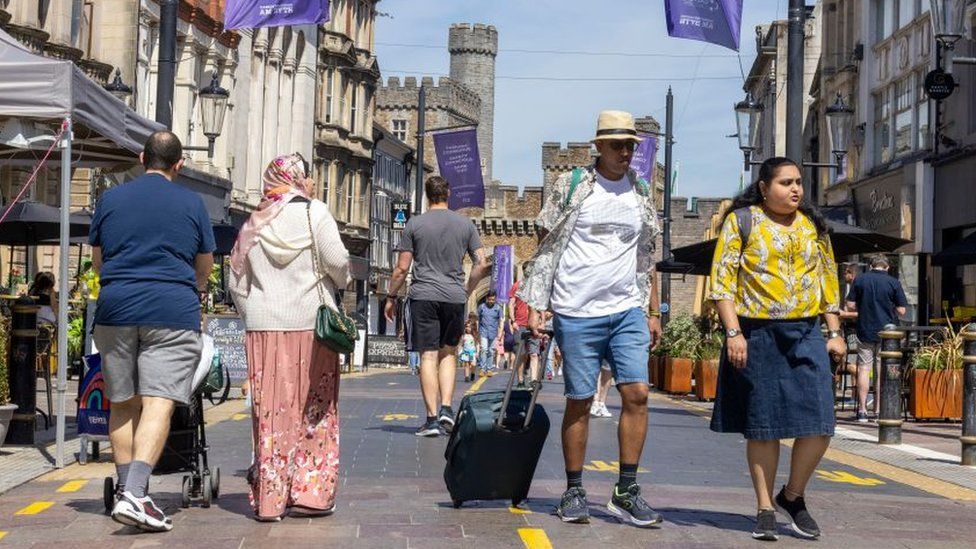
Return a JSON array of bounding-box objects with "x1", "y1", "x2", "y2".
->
[{"x1": 448, "y1": 23, "x2": 498, "y2": 182}]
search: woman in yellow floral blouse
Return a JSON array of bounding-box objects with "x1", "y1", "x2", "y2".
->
[{"x1": 708, "y1": 157, "x2": 846, "y2": 542}]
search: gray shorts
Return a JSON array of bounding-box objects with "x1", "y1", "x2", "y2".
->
[
  {"x1": 857, "y1": 341, "x2": 881, "y2": 371},
  {"x1": 93, "y1": 325, "x2": 202, "y2": 405},
  {"x1": 516, "y1": 328, "x2": 541, "y2": 355}
]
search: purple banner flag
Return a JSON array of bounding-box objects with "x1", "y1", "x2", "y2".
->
[
  {"x1": 631, "y1": 134, "x2": 659, "y2": 184},
  {"x1": 225, "y1": 0, "x2": 330, "y2": 30},
  {"x1": 665, "y1": 0, "x2": 743, "y2": 51},
  {"x1": 492, "y1": 245, "x2": 514, "y2": 304},
  {"x1": 433, "y1": 129, "x2": 485, "y2": 210}
]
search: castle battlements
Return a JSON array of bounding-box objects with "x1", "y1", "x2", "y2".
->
[
  {"x1": 541, "y1": 142, "x2": 595, "y2": 168},
  {"x1": 448, "y1": 23, "x2": 499, "y2": 56},
  {"x1": 377, "y1": 76, "x2": 481, "y2": 122}
]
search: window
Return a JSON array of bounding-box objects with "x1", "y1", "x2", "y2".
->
[
  {"x1": 898, "y1": 0, "x2": 915, "y2": 28},
  {"x1": 917, "y1": 71, "x2": 930, "y2": 149},
  {"x1": 345, "y1": 170, "x2": 355, "y2": 222},
  {"x1": 358, "y1": 172, "x2": 370, "y2": 225},
  {"x1": 335, "y1": 164, "x2": 347, "y2": 221},
  {"x1": 339, "y1": 74, "x2": 348, "y2": 128},
  {"x1": 392, "y1": 119, "x2": 408, "y2": 142},
  {"x1": 874, "y1": 90, "x2": 892, "y2": 165},
  {"x1": 894, "y1": 78, "x2": 913, "y2": 157},
  {"x1": 350, "y1": 84, "x2": 359, "y2": 135},
  {"x1": 877, "y1": 0, "x2": 896, "y2": 41},
  {"x1": 325, "y1": 67, "x2": 335, "y2": 124},
  {"x1": 322, "y1": 160, "x2": 333, "y2": 203}
]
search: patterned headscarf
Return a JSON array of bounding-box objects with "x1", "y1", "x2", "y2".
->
[{"x1": 230, "y1": 153, "x2": 312, "y2": 276}]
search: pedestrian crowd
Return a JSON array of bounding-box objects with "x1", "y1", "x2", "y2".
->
[{"x1": 87, "y1": 108, "x2": 884, "y2": 542}]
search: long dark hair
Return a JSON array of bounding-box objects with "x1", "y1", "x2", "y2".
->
[
  {"x1": 722, "y1": 156, "x2": 828, "y2": 237},
  {"x1": 29, "y1": 272, "x2": 55, "y2": 296}
]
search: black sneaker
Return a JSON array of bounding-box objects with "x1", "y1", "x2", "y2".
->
[
  {"x1": 856, "y1": 410, "x2": 869, "y2": 423},
  {"x1": 752, "y1": 509, "x2": 779, "y2": 541},
  {"x1": 775, "y1": 487, "x2": 820, "y2": 539},
  {"x1": 111, "y1": 491, "x2": 173, "y2": 532},
  {"x1": 415, "y1": 419, "x2": 442, "y2": 437},
  {"x1": 516, "y1": 381, "x2": 526, "y2": 389},
  {"x1": 556, "y1": 487, "x2": 589, "y2": 523},
  {"x1": 438, "y1": 406, "x2": 456, "y2": 433},
  {"x1": 606, "y1": 484, "x2": 663, "y2": 528}
]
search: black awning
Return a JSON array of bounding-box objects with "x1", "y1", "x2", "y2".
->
[{"x1": 933, "y1": 231, "x2": 976, "y2": 267}]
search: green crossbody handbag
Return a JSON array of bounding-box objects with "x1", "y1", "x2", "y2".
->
[{"x1": 307, "y1": 203, "x2": 359, "y2": 355}]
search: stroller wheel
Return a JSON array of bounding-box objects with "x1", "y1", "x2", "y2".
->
[
  {"x1": 103, "y1": 477, "x2": 115, "y2": 515},
  {"x1": 181, "y1": 476, "x2": 191, "y2": 508},
  {"x1": 202, "y1": 473, "x2": 213, "y2": 508},
  {"x1": 211, "y1": 467, "x2": 221, "y2": 499}
]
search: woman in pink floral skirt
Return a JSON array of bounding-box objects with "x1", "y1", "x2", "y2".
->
[{"x1": 229, "y1": 153, "x2": 350, "y2": 521}]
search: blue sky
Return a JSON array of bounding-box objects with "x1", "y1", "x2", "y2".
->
[{"x1": 375, "y1": 0, "x2": 788, "y2": 199}]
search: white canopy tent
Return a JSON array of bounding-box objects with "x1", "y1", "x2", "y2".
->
[{"x1": 0, "y1": 28, "x2": 163, "y2": 467}]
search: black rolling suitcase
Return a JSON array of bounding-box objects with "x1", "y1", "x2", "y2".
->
[{"x1": 443, "y1": 332, "x2": 551, "y2": 508}]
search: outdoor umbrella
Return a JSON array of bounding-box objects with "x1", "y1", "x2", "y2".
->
[
  {"x1": 0, "y1": 201, "x2": 90, "y2": 245},
  {"x1": 932, "y1": 231, "x2": 976, "y2": 267},
  {"x1": 659, "y1": 219, "x2": 912, "y2": 276},
  {"x1": 212, "y1": 223, "x2": 239, "y2": 256}
]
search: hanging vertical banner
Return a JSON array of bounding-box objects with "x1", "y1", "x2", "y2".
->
[
  {"x1": 225, "y1": 0, "x2": 330, "y2": 30},
  {"x1": 492, "y1": 244, "x2": 514, "y2": 304},
  {"x1": 433, "y1": 129, "x2": 485, "y2": 210},
  {"x1": 664, "y1": 0, "x2": 743, "y2": 51},
  {"x1": 631, "y1": 134, "x2": 659, "y2": 184}
]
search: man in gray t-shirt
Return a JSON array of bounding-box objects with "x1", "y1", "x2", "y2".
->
[{"x1": 385, "y1": 176, "x2": 491, "y2": 437}]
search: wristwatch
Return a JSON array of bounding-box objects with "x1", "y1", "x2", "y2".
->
[
  {"x1": 827, "y1": 330, "x2": 844, "y2": 340},
  {"x1": 726, "y1": 328, "x2": 741, "y2": 338}
]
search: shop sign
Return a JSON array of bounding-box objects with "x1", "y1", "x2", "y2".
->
[{"x1": 853, "y1": 176, "x2": 904, "y2": 236}]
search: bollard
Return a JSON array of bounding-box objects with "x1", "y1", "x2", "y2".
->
[
  {"x1": 7, "y1": 300, "x2": 38, "y2": 444},
  {"x1": 961, "y1": 325, "x2": 976, "y2": 466},
  {"x1": 877, "y1": 326, "x2": 904, "y2": 445}
]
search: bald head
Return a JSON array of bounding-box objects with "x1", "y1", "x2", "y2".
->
[{"x1": 142, "y1": 131, "x2": 183, "y2": 173}]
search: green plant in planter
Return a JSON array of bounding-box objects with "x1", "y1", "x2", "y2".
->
[
  {"x1": 696, "y1": 325, "x2": 724, "y2": 361},
  {"x1": 67, "y1": 315, "x2": 85, "y2": 361},
  {"x1": 660, "y1": 314, "x2": 701, "y2": 359},
  {"x1": 0, "y1": 316, "x2": 10, "y2": 405},
  {"x1": 911, "y1": 322, "x2": 969, "y2": 371}
]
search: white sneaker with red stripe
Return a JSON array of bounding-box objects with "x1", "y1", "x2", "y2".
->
[{"x1": 111, "y1": 491, "x2": 173, "y2": 532}]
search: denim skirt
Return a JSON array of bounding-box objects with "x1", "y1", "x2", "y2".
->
[{"x1": 709, "y1": 317, "x2": 835, "y2": 440}]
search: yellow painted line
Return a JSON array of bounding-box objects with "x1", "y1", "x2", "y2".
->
[
  {"x1": 652, "y1": 392, "x2": 976, "y2": 502},
  {"x1": 815, "y1": 469, "x2": 885, "y2": 486},
  {"x1": 465, "y1": 376, "x2": 488, "y2": 395},
  {"x1": 0, "y1": 531, "x2": 7, "y2": 542},
  {"x1": 15, "y1": 501, "x2": 54, "y2": 515},
  {"x1": 583, "y1": 460, "x2": 649, "y2": 473},
  {"x1": 232, "y1": 413, "x2": 249, "y2": 421},
  {"x1": 518, "y1": 528, "x2": 552, "y2": 549},
  {"x1": 508, "y1": 505, "x2": 532, "y2": 514},
  {"x1": 377, "y1": 413, "x2": 418, "y2": 421},
  {"x1": 56, "y1": 480, "x2": 88, "y2": 493}
]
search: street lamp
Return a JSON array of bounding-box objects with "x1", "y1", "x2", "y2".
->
[
  {"x1": 104, "y1": 69, "x2": 133, "y2": 104},
  {"x1": 825, "y1": 93, "x2": 855, "y2": 166},
  {"x1": 930, "y1": 0, "x2": 969, "y2": 49},
  {"x1": 735, "y1": 93, "x2": 763, "y2": 170},
  {"x1": 182, "y1": 73, "x2": 230, "y2": 159}
]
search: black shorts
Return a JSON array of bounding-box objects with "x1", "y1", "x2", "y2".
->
[{"x1": 407, "y1": 300, "x2": 466, "y2": 352}]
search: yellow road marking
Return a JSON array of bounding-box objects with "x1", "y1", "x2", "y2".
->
[
  {"x1": 377, "y1": 413, "x2": 418, "y2": 421},
  {"x1": 15, "y1": 502, "x2": 54, "y2": 515},
  {"x1": 518, "y1": 527, "x2": 553, "y2": 549},
  {"x1": 815, "y1": 470, "x2": 886, "y2": 486},
  {"x1": 653, "y1": 392, "x2": 976, "y2": 501},
  {"x1": 583, "y1": 460, "x2": 649, "y2": 473},
  {"x1": 0, "y1": 531, "x2": 7, "y2": 541},
  {"x1": 465, "y1": 376, "x2": 488, "y2": 395},
  {"x1": 232, "y1": 413, "x2": 249, "y2": 421},
  {"x1": 509, "y1": 505, "x2": 532, "y2": 514},
  {"x1": 56, "y1": 480, "x2": 88, "y2": 493}
]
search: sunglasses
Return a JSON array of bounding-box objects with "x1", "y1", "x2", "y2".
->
[{"x1": 606, "y1": 141, "x2": 637, "y2": 152}]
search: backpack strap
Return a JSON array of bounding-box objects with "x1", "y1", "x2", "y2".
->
[
  {"x1": 564, "y1": 167, "x2": 584, "y2": 207},
  {"x1": 733, "y1": 207, "x2": 752, "y2": 255}
]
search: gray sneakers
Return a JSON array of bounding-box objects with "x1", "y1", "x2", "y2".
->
[
  {"x1": 556, "y1": 487, "x2": 590, "y2": 523},
  {"x1": 606, "y1": 484, "x2": 663, "y2": 528}
]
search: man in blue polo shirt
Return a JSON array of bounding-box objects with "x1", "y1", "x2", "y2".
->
[
  {"x1": 845, "y1": 255, "x2": 908, "y2": 422},
  {"x1": 91, "y1": 131, "x2": 215, "y2": 532}
]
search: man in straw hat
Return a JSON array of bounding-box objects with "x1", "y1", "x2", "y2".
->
[{"x1": 518, "y1": 110, "x2": 663, "y2": 527}]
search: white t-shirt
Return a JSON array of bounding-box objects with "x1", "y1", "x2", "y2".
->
[{"x1": 550, "y1": 172, "x2": 643, "y2": 317}]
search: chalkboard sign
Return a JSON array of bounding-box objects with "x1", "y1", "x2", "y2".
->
[
  {"x1": 367, "y1": 335, "x2": 407, "y2": 366},
  {"x1": 204, "y1": 314, "x2": 247, "y2": 386}
]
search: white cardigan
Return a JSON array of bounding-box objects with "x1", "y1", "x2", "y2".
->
[{"x1": 229, "y1": 199, "x2": 350, "y2": 331}]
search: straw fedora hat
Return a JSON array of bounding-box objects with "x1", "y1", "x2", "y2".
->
[{"x1": 592, "y1": 110, "x2": 643, "y2": 143}]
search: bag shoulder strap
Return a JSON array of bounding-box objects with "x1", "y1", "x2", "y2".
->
[
  {"x1": 306, "y1": 202, "x2": 327, "y2": 308},
  {"x1": 564, "y1": 167, "x2": 584, "y2": 207},
  {"x1": 733, "y1": 206, "x2": 752, "y2": 254}
]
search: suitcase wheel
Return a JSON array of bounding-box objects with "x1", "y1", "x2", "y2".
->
[{"x1": 452, "y1": 499, "x2": 463, "y2": 509}]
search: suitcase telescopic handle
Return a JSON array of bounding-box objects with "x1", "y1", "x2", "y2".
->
[{"x1": 495, "y1": 329, "x2": 553, "y2": 429}]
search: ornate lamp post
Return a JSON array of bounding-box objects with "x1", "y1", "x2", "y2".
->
[
  {"x1": 184, "y1": 74, "x2": 230, "y2": 159},
  {"x1": 103, "y1": 69, "x2": 133, "y2": 104}
]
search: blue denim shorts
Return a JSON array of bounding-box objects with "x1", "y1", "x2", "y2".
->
[{"x1": 553, "y1": 307, "x2": 650, "y2": 399}]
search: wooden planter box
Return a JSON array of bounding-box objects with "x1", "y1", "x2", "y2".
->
[
  {"x1": 663, "y1": 357, "x2": 694, "y2": 394},
  {"x1": 648, "y1": 355, "x2": 660, "y2": 387},
  {"x1": 694, "y1": 359, "x2": 719, "y2": 401},
  {"x1": 909, "y1": 369, "x2": 963, "y2": 420}
]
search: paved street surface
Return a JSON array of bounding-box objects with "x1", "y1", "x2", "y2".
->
[{"x1": 1, "y1": 369, "x2": 976, "y2": 548}]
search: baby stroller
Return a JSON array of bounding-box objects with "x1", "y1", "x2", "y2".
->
[{"x1": 102, "y1": 335, "x2": 226, "y2": 512}]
